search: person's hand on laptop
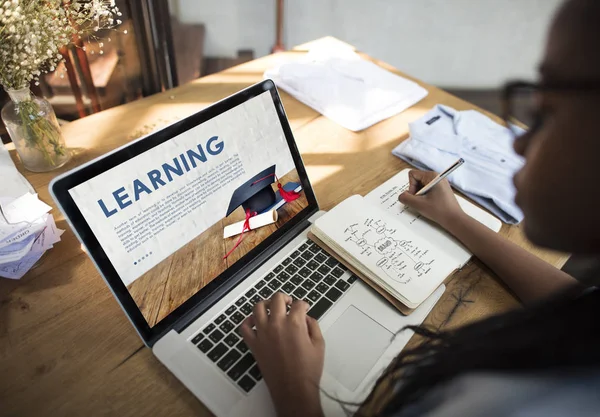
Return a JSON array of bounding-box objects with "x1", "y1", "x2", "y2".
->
[{"x1": 240, "y1": 292, "x2": 325, "y2": 417}]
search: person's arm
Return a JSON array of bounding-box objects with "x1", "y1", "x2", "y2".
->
[
  {"x1": 241, "y1": 293, "x2": 325, "y2": 417},
  {"x1": 399, "y1": 170, "x2": 582, "y2": 304}
]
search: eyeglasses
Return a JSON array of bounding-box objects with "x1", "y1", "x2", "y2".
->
[{"x1": 501, "y1": 80, "x2": 600, "y2": 138}]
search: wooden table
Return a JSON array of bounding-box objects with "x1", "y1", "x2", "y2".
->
[{"x1": 0, "y1": 37, "x2": 568, "y2": 417}]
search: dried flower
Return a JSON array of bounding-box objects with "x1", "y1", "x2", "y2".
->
[{"x1": 0, "y1": 0, "x2": 125, "y2": 90}]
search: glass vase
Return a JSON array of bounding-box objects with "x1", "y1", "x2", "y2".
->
[{"x1": 1, "y1": 88, "x2": 70, "y2": 172}]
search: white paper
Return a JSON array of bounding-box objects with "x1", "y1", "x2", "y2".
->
[
  {"x1": 313, "y1": 195, "x2": 457, "y2": 307},
  {"x1": 1, "y1": 193, "x2": 52, "y2": 224},
  {"x1": 223, "y1": 210, "x2": 278, "y2": 238},
  {"x1": 0, "y1": 143, "x2": 35, "y2": 201},
  {"x1": 0, "y1": 212, "x2": 31, "y2": 241},
  {"x1": 0, "y1": 213, "x2": 48, "y2": 249},
  {"x1": 36, "y1": 214, "x2": 62, "y2": 251},
  {"x1": 0, "y1": 231, "x2": 40, "y2": 263},
  {"x1": 0, "y1": 249, "x2": 45, "y2": 279},
  {"x1": 364, "y1": 169, "x2": 502, "y2": 269},
  {"x1": 265, "y1": 46, "x2": 428, "y2": 131},
  {"x1": 0, "y1": 214, "x2": 63, "y2": 279}
]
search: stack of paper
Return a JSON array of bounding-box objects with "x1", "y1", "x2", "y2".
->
[
  {"x1": 0, "y1": 145, "x2": 64, "y2": 279},
  {"x1": 264, "y1": 40, "x2": 428, "y2": 131}
]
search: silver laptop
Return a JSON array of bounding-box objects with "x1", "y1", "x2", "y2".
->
[{"x1": 50, "y1": 80, "x2": 444, "y2": 417}]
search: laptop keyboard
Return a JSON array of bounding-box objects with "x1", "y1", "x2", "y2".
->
[{"x1": 188, "y1": 239, "x2": 357, "y2": 394}]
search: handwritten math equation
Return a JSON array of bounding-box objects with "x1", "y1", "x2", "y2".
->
[{"x1": 343, "y1": 217, "x2": 434, "y2": 284}]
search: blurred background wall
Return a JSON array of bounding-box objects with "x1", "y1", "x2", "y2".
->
[{"x1": 169, "y1": 0, "x2": 563, "y2": 89}]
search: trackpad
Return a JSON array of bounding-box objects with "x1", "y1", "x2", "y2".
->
[{"x1": 324, "y1": 305, "x2": 393, "y2": 391}]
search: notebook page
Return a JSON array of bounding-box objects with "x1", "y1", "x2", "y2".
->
[
  {"x1": 313, "y1": 195, "x2": 457, "y2": 306},
  {"x1": 364, "y1": 169, "x2": 502, "y2": 268}
]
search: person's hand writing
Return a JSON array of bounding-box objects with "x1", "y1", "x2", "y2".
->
[
  {"x1": 240, "y1": 292, "x2": 325, "y2": 417},
  {"x1": 398, "y1": 170, "x2": 464, "y2": 229}
]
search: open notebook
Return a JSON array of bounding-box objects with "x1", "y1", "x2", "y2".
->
[{"x1": 309, "y1": 169, "x2": 502, "y2": 312}]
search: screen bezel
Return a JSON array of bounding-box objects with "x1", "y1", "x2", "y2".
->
[{"x1": 50, "y1": 80, "x2": 319, "y2": 346}]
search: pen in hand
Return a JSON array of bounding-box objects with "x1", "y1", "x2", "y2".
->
[{"x1": 414, "y1": 158, "x2": 465, "y2": 196}]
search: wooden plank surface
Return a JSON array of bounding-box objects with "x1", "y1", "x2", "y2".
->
[{"x1": 0, "y1": 37, "x2": 569, "y2": 417}]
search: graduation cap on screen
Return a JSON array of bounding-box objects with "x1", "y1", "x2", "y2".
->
[{"x1": 225, "y1": 164, "x2": 278, "y2": 217}]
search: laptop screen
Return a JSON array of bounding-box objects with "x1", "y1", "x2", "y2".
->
[{"x1": 67, "y1": 91, "x2": 311, "y2": 328}]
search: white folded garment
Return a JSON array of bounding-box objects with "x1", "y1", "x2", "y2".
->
[
  {"x1": 392, "y1": 105, "x2": 526, "y2": 224},
  {"x1": 264, "y1": 44, "x2": 428, "y2": 131}
]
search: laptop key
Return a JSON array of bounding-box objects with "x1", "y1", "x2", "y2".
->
[
  {"x1": 217, "y1": 349, "x2": 242, "y2": 372},
  {"x1": 235, "y1": 297, "x2": 247, "y2": 307},
  {"x1": 282, "y1": 257, "x2": 292, "y2": 266},
  {"x1": 274, "y1": 264, "x2": 285, "y2": 274},
  {"x1": 250, "y1": 294, "x2": 262, "y2": 305},
  {"x1": 292, "y1": 257, "x2": 306, "y2": 268},
  {"x1": 191, "y1": 333, "x2": 204, "y2": 344},
  {"x1": 238, "y1": 375, "x2": 257, "y2": 393},
  {"x1": 307, "y1": 260, "x2": 320, "y2": 270},
  {"x1": 224, "y1": 333, "x2": 240, "y2": 347},
  {"x1": 259, "y1": 287, "x2": 273, "y2": 299},
  {"x1": 315, "y1": 252, "x2": 327, "y2": 263},
  {"x1": 236, "y1": 340, "x2": 249, "y2": 354},
  {"x1": 298, "y1": 267, "x2": 311, "y2": 278},
  {"x1": 290, "y1": 250, "x2": 301, "y2": 259},
  {"x1": 255, "y1": 280, "x2": 266, "y2": 289},
  {"x1": 301, "y1": 251, "x2": 313, "y2": 261},
  {"x1": 209, "y1": 329, "x2": 225, "y2": 343},
  {"x1": 307, "y1": 298, "x2": 333, "y2": 320},
  {"x1": 281, "y1": 282, "x2": 295, "y2": 294},
  {"x1": 299, "y1": 243, "x2": 309, "y2": 251},
  {"x1": 293, "y1": 287, "x2": 307, "y2": 299},
  {"x1": 331, "y1": 267, "x2": 345, "y2": 278},
  {"x1": 308, "y1": 271, "x2": 323, "y2": 283},
  {"x1": 307, "y1": 290, "x2": 321, "y2": 303},
  {"x1": 203, "y1": 323, "x2": 216, "y2": 335},
  {"x1": 317, "y1": 265, "x2": 331, "y2": 275},
  {"x1": 277, "y1": 271, "x2": 290, "y2": 282},
  {"x1": 231, "y1": 312, "x2": 245, "y2": 325},
  {"x1": 290, "y1": 274, "x2": 303, "y2": 285},
  {"x1": 225, "y1": 305, "x2": 236, "y2": 316},
  {"x1": 301, "y1": 279, "x2": 315, "y2": 291},
  {"x1": 323, "y1": 275, "x2": 336, "y2": 286},
  {"x1": 316, "y1": 283, "x2": 329, "y2": 294},
  {"x1": 325, "y1": 287, "x2": 343, "y2": 302},
  {"x1": 264, "y1": 272, "x2": 275, "y2": 281},
  {"x1": 325, "y1": 258, "x2": 338, "y2": 268},
  {"x1": 268, "y1": 279, "x2": 282, "y2": 291},
  {"x1": 245, "y1": 288, "x2": 257, "y2": 298},
  {"x1": 348, "y1": 274, "x2": 358, "y2": 284},
  {"x1": 228, "y1": 353, "x2": 256, "y2": 381},
  {"x1": 207, "y1": 343, "x2": 228, "y2": 362},
  {"x1": 197, "y1": 339, "x2": 214, "y2": 353},
  {"x1": 214, "y1": 314, "x2": 227, "y2": 325},
  {"x1": 285, "y1": 264, "x2": 298, "y2": 275},
  {"x1": 219, "y1": 320, "x2": 235, "y2": 334},
  {"x1": 335, "y1": 280, "x2": 350, "y2": 292},
  {"x1": 249, "y1": 364, "x2": 262, "y2": 381},
  {"x1": 240, "y1": 303, "x2": 253, "y2": 315},
  {"x1": 308, "y1": 243, "x2": 320, "y2": 254}
]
